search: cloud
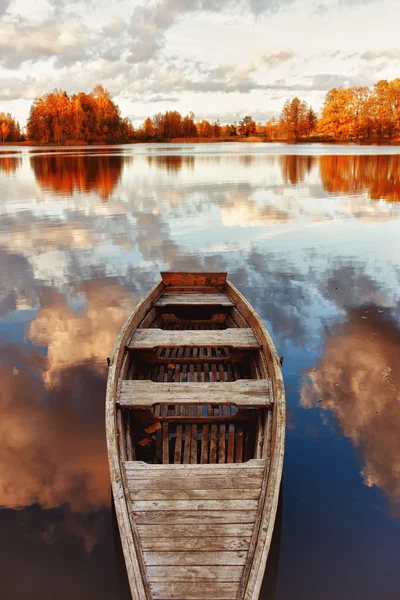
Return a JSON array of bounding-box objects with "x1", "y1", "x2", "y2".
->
[
  {"x1": 315, "y1": 0, "x2": 379, "y2": 12},
  {"x1": 0, "y1": 248, "x2": 36, "y2": 316},
  {"x1": 301, "y1": 308, "x2": 400, "y2": 513},
  {"x1": 0, "y1": 343, "x2": 110, "y2": 513},
  {"x1": 0, "y1": 278, "x2": 136, "y2": 536},
  {"x1": 307, "y1": 73, "x2": 370, "y2": 91},
  {"x1": 28, "y1": 281, "x2": 136, "y2": 387},
  {"x1": 359, "y1": 49, "x2": 400, "y2": 61},
  {"x1": 0, "y1": 0, "x2": 10, "y2": 16},
  {"x1": 0, "y1": 20, "x2": 92, "y2": 69},
  {"x1": 127, "y1": 0, "x2": 295, "y2": 64},
  {"x1": 262, "y1": 50, "x2": 296, "y2": 68},
  {"x1": 0, "y1": 76, "x2": 38, "y2": 101}
]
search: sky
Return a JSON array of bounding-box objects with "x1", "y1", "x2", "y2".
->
[{"x1": 1, "y1": 0, "x2": 400, "y2": 126}]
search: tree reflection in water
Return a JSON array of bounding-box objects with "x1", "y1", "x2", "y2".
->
[
  {"x1": 320, "y1": 155, "x2": 400, "y2": 201},
  {"x1": 0, "y1": 154, "x2": 22, "y2": 174},
  {"x1": 30, "y1": 152, "x2": 130, "y2": 201}
]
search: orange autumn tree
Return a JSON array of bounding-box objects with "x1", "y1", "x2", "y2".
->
[
  {"x1": 279, "y1": 98, "x2": 316, "y2": 140},
  {"x1": 0, "y1": 112, "x2": 22, "y2": 142},
  {"x1": 27, "y1": 86, "x2": 134, "y2": 144},
  {"x1": 317, "y1": 87, "x2": 369, "y2": 141}
]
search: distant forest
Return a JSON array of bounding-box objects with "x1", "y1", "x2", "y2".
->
[{"x1": 2, "y1": 78, "x2": 400, "y2": 144}]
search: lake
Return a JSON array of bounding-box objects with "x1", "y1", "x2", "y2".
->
[{"x1": 0, "y1": 142, "x2": 400, "y2": 600}]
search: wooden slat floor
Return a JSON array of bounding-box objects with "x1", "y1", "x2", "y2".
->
[
  {"x1": 124, "y1": 344, "x2": 261, "y2": 465},
  {"x1": 125, "y1": 461, "x2": 265, "y2": 600}
]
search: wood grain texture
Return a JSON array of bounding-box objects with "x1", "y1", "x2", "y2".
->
[
  {"x1": 129, "y1": 328, "x2": 259, "y2": 349},
  {"x1": 126, "y1": 476, "x2": 262, "y2": 491},
  {"x1": 137, "y1": 523, "x2": 254, "y2": 537},
  {"x1": 131, "y1": 499, "x2": 258, "y2": 512},
  {"x1": 160, "y1": 272, "x2": 227, "y2": 289},
  {"x1": 141, "y1": 536, "x2": 251, "y2": 551},
  {"x1": 133, "y1": 511, "x2": 257, "y2": 525},
  {"x1": 150, "y1": 581, "x2": 238, "y2": 599},
  {"x1": 143, "y1": 551, "x2": 247, "y2": 566},
  {"x1": 119, "y1": 379, "x2": 272, "y2": 408},
  {"x1": 125, "y1": 459, "x2": 265, "y2": 470},
  {"x1": 147, "y1": 565, "x2": 243, "y2": 581},
  {"x1": 155, "y1": 292, "x2": 233, "y2": 306}
]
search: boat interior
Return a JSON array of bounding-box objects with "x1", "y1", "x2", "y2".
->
[{"x1": 116, "y1": 289, "x2": 273, "y2": 466}]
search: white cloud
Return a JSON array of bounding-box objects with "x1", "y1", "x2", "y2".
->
[{"x1": 1, "y1": 0, "x2": 400, "y2": 125}]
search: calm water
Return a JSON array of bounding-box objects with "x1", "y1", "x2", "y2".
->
[{"x1": 1, "y1": 143, "x2": 400, "y2": 600}]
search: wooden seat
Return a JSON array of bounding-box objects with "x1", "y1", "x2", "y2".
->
[
  {"x1": 155, "y1": 292, "x2": 234, "y2": 307},
  {"x1": 128, "y1": 328, "x2": 260, "y2": 350},
  {"x1": 161, "y1": 272, "x2": 227, "y2": 290},
  {"x1": 118, "y1": 379, "x2": 272, "y2": 408}
]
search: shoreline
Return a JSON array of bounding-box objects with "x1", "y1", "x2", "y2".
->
[{"x1": 2, "y1": 137, "x2": 400, "y2": 147}]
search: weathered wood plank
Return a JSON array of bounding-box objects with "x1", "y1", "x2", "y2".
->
[
  {"x1": 117, "y1": 409, "x2": 126, "y2": 462},
  {"x1": 126, "y1": 476, "x2": 262, "y2": 491},
  {"x1": 174, "y1": 425, "x2": 182, "y2": 464},
  {"x1": 209, "y1": 424, "x2": 217, "y2": 464},
  {"x1": 200, "y1": 424, "x2": 209, "y2": 464},
  {"x1": 236, "y1": 424, "x2": 244, "y2": 463},
  {"x1": 218, "y1": 424, "x2": 226, "y2": 463},
  {"x1": 227, "y1": 424, "x2": 235, "y2": 464},
  {"x1": 133, "y1": 510, "x2": 257, "y2": 525},
  {"x1": 183, "y1": 423, "x2": 192, "y2": 464},
  {"x1": 155, "y1": 292, "x2": 233, "y2": 307},
  {"x1": 137, "y1": 523, "x2": 254, "y2": 537},
  {"x1": 141, "y1": 536, "x2": 250, "y2": 551},
  {"x1": 125, "y1": 459, "x2": 265, "y2": 471},
  {"x1": 144, "y1": 551, "x2": 247, "y2": 566},
  {"x1": 160, "y1": 272, "x2": 227, "y2": 289},
  {"x1": 131, "y1": 500, "x2": 258, "y2": 511},
  {"x1": 150, "y1": 581, "x2": 238, "y2": 599},
  {"x1": 128, "y1": 328, "x2": 259, "y2": 349},
  {"x1": 131, "y1": 488, "x2": 259, "y2": 500},
  {"x1": 125, "y1": 413, "x2": 134, "y2": 461},
  {"x1": 191, "y1": 423, "x2": 198, "y2": 464},
  {"x1": 147, "y1": 565, "x2": 243, "y2": 582},
  {"x1": 162, "y1": 422, "x2": 169, "y2": 464},
  {"x1": 119, "y1": 379, "x2": 272, "y2": 408}
]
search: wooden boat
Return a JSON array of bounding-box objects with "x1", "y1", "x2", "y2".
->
[{"x1": 106, "y1": 272, "x2": 285, "y2": 600}]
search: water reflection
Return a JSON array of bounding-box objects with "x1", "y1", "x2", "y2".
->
[
  {"x1": 0, "y1": 280, "x2": 134, "y2": 520},
  {"x1": 0, "y1": 154, "x2": 22, "y2": 174},
  {"x1": 320, "y1": 155, "x2": 400, "y2": 201},
  {"x1": 1, "y1": 144, "x2": 400, "y2": 599},
  {"x1": 27, "y1": 282, "x2": 136, "y2": 387},
  {"x1": 301, "y1": 307, "x2": 400, "y2": 512},
  {"x1": 147, "y1": 154, "x2": 194, "y2": 173},
  {"x1": 30, "y1": 153, "x2": 129, "y2": 200},
  {"x1": 280, "y1": 155, "x2": 315, "y2": 185}
]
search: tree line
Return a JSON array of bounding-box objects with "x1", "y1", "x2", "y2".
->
[
  {"x1": 1, "y1": 78, "x2": 400, "y2": 144},
  {"x1": 26, "y1": 85, "x2": 134, "y2": 144},
  {"x1": 0, "y1": 112, "x2": 22, "y2": 142}
]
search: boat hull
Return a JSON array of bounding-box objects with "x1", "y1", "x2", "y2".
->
[{"x1": 106, "y1": 273, "x2": 285, "y2": 600}]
